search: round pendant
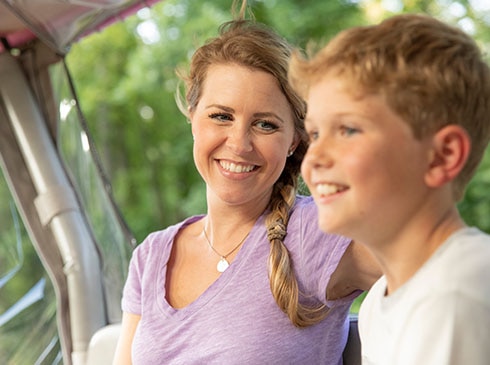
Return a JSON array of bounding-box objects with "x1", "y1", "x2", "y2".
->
[{"x1": 217, "y1": 258, "x2": 229, "y2": 273}]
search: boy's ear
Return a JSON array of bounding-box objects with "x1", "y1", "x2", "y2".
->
[{"x1": 425, "y1": 125, "x2": 471, "y2": 188}]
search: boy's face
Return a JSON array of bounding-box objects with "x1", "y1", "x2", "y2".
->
[{"x1": 301, "y1": 75, "x2": 433, "y2": 244}]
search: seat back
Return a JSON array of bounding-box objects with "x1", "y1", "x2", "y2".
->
[
  {"x1": 343, "y1": 315, "x2": 361, "y2": 365},
  {"x1": 85, "y1": 324, "x2": 121, "y2": 365}
]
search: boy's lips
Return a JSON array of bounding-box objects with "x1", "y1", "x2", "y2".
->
[
  {"x1": 219, "y1": 160, "x2": 257, "y2": 173},
  {"x1": 315, "y1": 183, "x2": 348, "y2": 196}
]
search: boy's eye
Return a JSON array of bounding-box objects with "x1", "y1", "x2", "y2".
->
[
  {"x1": 339, "y1": 125, "x2": 359, "y2": 136},
  {"x1": 307, "y1": 130, "x2": 319, "y2": 142},
  {"x1": 209, "y1": 112, "x2": 233, "y2": 122}
]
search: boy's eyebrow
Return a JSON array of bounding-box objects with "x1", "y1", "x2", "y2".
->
[
  {"x1": 206, "y1": 103, "x2": 286, "y2": 124},
  {"x1": 304, "y1": 114, "x2": 328, "y2": 126}
]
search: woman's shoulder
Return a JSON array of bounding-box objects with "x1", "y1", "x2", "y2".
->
[
  {"x1": 292, "y1": 194, "x2": 315, "y2": 211},
  {"x1": 290, "y1": 195, "x2": 318, "y2": 223},
  {"x1": 289, "y1": 194, "x2": 350, "y2": 248},
  {"x1": 134, "y1": 215, "x2": 205, "y2": 258}
]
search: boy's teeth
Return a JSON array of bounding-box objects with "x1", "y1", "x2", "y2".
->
[
  {"x1": 317, "y1": 183, "x2": 343, "y2": 195},
  {"x1": 220, "y1": 161, "x2": 254, "y2": 173}
]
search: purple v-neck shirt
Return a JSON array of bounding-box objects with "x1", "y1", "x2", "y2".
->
[{"x1": 122, "y1": 196, "x2": 356, "y2": 364}]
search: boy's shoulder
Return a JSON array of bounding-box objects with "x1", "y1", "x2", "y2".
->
[
  {"x1": 438, "y1": 227, "x2": 490, "y2": 280},
  {"x1": 366, "y1": 227, "x2": 490, "y2": 310},
  {"x1": 435, "y1": 227, "x2": 490, "y2": 265},
  {"x1": 411, "y1": 227, "x2": 490, "y2": 291},
  {"x1": 359, "y1": 228, "x2": 490, "y2": 365}
]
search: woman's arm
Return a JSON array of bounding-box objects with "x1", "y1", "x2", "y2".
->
[
  {"x1": 327, "y1": 241, "x2": 381, "y2": 300},
  {"x1": 112, "y1": 312, "x2": 141, "y2": 365}
]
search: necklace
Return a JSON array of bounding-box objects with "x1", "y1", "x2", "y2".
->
[{"x1": 202, "y1": 226, "x2": 249, "y2": 273}]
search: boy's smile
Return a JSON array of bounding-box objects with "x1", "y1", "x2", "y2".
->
[
  {"x1": 301, "y1": 75, "x2": 432, "y2": 246},
  {"x1": 315, "y1": 183, "x2": 347, "y2": 196}
]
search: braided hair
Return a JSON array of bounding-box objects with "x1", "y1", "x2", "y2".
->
[{"x1": 177, "y1": 16, "x2": 329, "y2": 327}]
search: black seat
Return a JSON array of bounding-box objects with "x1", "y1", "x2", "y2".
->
[{"x1": 343, "y1": 315, "x2": 361, "y2": 365}]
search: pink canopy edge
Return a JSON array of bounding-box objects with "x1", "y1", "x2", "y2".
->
[{"x1": 0, "y1": 0, "x2": 161, "y2": 54}]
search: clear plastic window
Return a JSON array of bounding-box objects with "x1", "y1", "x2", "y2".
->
[{"x1": 0, "y1": 170, "x2": 62, "y2": 364}]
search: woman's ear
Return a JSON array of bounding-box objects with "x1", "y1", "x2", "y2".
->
[
  {"x1": 289, "y1": 133, "x2": 301, "y2": 155},
  {"x1": 190, "y1": 116, "x2": 196, "y2": 140},
  {"x1": 425, "y1": 125, "x2": 471, "y2": 188}
]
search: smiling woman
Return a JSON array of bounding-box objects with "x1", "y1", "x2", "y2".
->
[
  {"x1": 189, "y1": 64, "x2": 297, "y2": 206},
  {"x1": 112, "y1": 11, "x2": 380, "y2": 364}
]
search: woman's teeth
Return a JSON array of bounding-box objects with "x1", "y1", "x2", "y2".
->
[{"x1": 220, "y1": 161, "x2": 255, "y2": 173}]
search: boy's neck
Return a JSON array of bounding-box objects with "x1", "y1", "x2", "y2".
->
[{"x1": 374, "y1": 207, "x2": 467, "y2": 295}]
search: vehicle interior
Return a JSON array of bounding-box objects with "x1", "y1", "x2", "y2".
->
[{"x1": 0, "y1": 1, "x2": 362, "y2": 364}]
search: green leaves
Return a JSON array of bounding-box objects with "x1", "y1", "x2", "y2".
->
[{"x1": 67, "y1": 0, "x2": 490, "y2": 241}]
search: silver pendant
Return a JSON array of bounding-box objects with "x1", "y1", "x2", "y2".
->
[{"x1": 217, "y1": 257, "x2": 229, "y2": 272}]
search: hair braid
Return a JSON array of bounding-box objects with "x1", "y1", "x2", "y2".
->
[
  {"x1": 176, "y1": 5, "x2": 330, "y2": 326},
  {"x1": 266, "y1": 168, "x2": 330, "y2": 327}
]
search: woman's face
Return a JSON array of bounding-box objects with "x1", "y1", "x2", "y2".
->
[{"x1": 190, "y1": 63, "x2": 298, "y2": 210}]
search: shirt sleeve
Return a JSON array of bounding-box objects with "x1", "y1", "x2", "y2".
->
[
  {"x1": 121, "y1": 239, "x2": 150, "y2": 315},
  {"x1": 293, "y1": 196, "x2": 356, "y2": 306}
]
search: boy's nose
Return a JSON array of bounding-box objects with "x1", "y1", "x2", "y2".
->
[{"x1": 304, "y1": 141, "x2": 334, "y2": 168}]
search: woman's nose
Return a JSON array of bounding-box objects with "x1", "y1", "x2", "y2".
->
[{"x1": 226, "y1": 124, "x2": 253, "y2": 154}]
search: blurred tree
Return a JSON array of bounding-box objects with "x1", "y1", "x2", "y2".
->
[{"x1": 67, "y1": 0, "x2": 490, "y2": 242}]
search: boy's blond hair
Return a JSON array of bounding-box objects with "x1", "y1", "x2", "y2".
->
[{"x1": 290, "y1": 14, "x2": 490, "y2": 200}]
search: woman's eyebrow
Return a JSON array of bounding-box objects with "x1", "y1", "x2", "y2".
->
[
  {"x1": 206, "y1": 104, "x2": 234, "y2": 113},
  {"x1": 206, "y1": 105, "x2": 286, "y2": 124},
  {"x1": 253, "y1": 112, "x2": 286, "y2": 124}
]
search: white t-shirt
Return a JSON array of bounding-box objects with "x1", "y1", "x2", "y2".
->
[{"x1": 359, "y1": 227, "x2": 490, "y2": 365}]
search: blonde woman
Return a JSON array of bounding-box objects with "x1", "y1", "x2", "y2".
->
[{"x1": 113, "y1": 13, "x2": 379, "y2": 365}]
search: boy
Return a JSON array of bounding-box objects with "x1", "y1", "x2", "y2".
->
[{"x1": 289, "y1": 14, "x2": 490, "y2": 365}]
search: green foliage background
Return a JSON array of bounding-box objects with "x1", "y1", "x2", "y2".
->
[{"x1": 67, "y1": 0, "x2": 490, "y2": 243}]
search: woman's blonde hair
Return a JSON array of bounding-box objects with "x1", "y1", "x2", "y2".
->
[{"x1": 176, "y1": 6, "x2": 329, "y2": 327}]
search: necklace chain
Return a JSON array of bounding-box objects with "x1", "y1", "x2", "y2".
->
[{"x1": 202, "y1": 226, "x2": 249, "y2": 272}]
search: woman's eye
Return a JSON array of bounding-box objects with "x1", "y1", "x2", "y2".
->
[
  {"x1": 256, "y1": 120, "x2": 278, "y2": 131},
  {"x1": 209, "y1": 112, "x2": 233, "y2": 122}
]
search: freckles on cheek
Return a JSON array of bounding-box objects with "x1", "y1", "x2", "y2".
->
[{"x1": 348, "y1": 146, "x2": 381, "y2": 167}]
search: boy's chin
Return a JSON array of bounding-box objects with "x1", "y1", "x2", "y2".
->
[{"x1": 318, "y1": 219, "x2": 343, "y2": 235}]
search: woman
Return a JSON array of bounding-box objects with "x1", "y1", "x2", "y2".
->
[{"x1": 113, "y1": 14, "x2": 379, "y2": 365}]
